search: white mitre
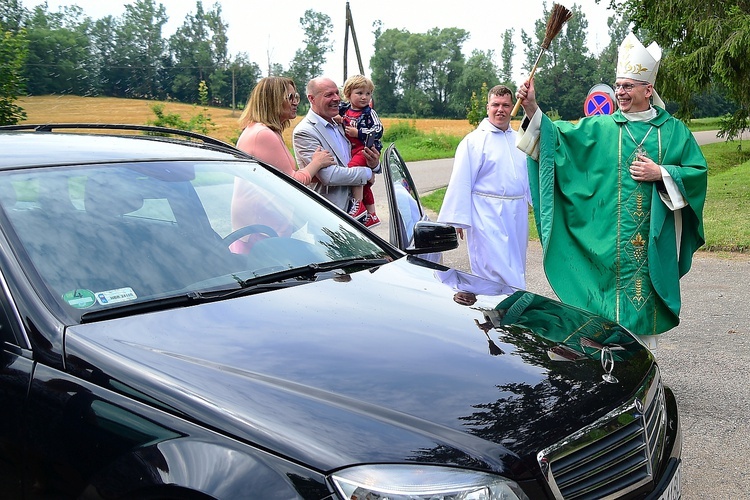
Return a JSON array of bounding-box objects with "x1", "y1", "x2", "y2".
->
[{"x1": 616, "y1": 32, "x2": 665, "y2": 108}]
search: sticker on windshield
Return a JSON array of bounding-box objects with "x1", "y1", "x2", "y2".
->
[
  {"x1": 62, "y1": 289, "x2": 97, "y2": 309},
  {"x1": 95, "y1": 287, "x2": 138, "y2": 305}
]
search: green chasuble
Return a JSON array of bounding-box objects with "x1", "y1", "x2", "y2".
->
[{"x1": 528, "y1": 107, "x2": 707, "y2": 335}]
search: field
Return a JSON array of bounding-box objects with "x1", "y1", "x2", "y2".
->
[{"x1": 18, "y1": 95, "x2": 474, "y2": 147}]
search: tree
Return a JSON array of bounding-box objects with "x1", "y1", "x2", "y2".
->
[
  {"x1": 421, "y1": 28, "x2": 468, "y2": 117},
  {"x1": 84, "y1": 16, "x2": 114, "y2": 96},
  {"x1": 370, "y1": 26, "x2": 408, "y2": 114},
  {"x1": 499, "y1": 29, "x2": 515, "y2": 87},
  {"x1": 287, "y1": 9, "x2": 333, "y2": 101},
  {"x1": 0, "y1": 0, "x2": 27, "y2": 124},
  {"x1": 690, "y1": 84, "x2": 736, "y2": 119},
  {"x1": 467, "y1": 82, "x2": 490, "y2": 127},
  {"x1": 268, "y1": 62, "x2": 284, "y2": 77},
  {"x1": 203, "y1": 2, "x2": 229, "y2": 105},
  {"x1": 521, "y1": 3, "x2": 599, "y2": 120},
  {"x1": 620, "y1": 0, "x2": 750, "y2": 138},
  {"x1": 370, "y1": 26, "x2": 468, "y2": 117},
  {"x1": 552, "y1": 4, "x2": 600, "y2": 119},
  {"x1": 395, "y1": 29, "x2": 469, "y2": 116},
  {"x1": 455, "y1": 50, "x2": 499, "y2": 119},
  {"x1": 0, "y1": 0, "x2": 25, "y2": 33},
  {"x1": 22, "y1": 5, "x2": 93, "y2": 96},
  {"x1": 0, "y1": 29, "x2": 27, "y2": 125},
  {"x1": 593, "y1": 10, "x2": 630, "y2": 86},
  {"x1": 113, "y1": 0, "x2": 168, "y2": 99},
  {"x1": 168, "y1": 1, "x2": 228, "y2": 104},
  {"x1": 227, "y1": 52, "x2": 262, "y2": 110}
]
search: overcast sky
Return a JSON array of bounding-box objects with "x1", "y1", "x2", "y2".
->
[{"x1": 22, "y1": 0, "x2": 618, "y2": 84}]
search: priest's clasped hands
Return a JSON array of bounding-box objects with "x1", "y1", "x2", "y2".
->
[{"x1": 629, "y1": 152, "x2": 662, "y2": 183}]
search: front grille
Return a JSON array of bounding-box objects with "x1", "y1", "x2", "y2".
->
[{"x1": 538, "y1": 366, "x2": 667, "y2": 499}]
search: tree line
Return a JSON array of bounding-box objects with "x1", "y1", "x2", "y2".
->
[{"x1": 1, "y1": 0, "x2": 745, "y2": 137}]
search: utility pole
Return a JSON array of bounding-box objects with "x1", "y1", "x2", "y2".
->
[
  {"x1": 231, "y1": 66, "x2": 236, "y2": 116},
  {"x1": 267, "y1": 36, "x2": 273, "y2": 77},
  {"x1": 343, "y1": 2, "x2": 365, "y2": 81}
]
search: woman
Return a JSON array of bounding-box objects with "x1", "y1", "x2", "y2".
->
[
  {"x1": 236, "y1": 76, "x2": 334, "y2": 183},
  {"x1": 230, "y1": 77, "x2": 334, "y2": 253}
]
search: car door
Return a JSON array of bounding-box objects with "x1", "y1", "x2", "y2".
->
[{"x1": 380, "y1": 144, "x2": 447, "y2": 262}]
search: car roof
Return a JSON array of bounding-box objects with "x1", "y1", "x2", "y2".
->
[{"x1": 0, "y1": 127, "x2": 247, "y2": 170}]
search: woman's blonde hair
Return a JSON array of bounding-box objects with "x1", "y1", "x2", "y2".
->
[{"x1": 238, "y1": 76, "x2": 296, "y2": 133}]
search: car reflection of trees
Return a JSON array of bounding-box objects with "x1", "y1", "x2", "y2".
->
[
  {"x1": 406, "y1": 366, "x2": 608, "y2": 464},
  {"x1": 321, "y1": 226, "x2": 385, "y2": 262},
  {"x1": 409, "y1": 291, "x2": 653, "y2": 462},
  {"x1": 459, "y1": 326, "x2": 607, "y2": 458}
]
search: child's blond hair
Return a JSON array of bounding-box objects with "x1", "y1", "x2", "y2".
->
[{"x1": 343, "y1": 74, "x2": 374, "y2": 99}]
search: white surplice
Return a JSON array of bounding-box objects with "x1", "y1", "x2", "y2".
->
[{"x1": 438, "y1": 118, "x2": 531, "y2": 288}]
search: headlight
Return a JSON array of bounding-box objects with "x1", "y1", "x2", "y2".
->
[{"x1": 330, "y1": 464, "x2": 529, "y2": 500}]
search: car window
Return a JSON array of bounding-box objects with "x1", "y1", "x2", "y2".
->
[{"x1": 0, "y1": 160, "x2": 390, "y2": 321}]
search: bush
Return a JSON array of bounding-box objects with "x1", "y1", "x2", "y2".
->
[
  {"x1": 382, "y1": 120, "x2": 421, "y2": 141},
  {"x1": 147, "y1": 103, "x2": 192, "y2": 131},
  {"x1": 411, "y1": 133, "x2": 457, "y2": 151},
  {"x1": 146, "y1": 81, "x2": 215, "y2": 136},
  {"x1": 466, "y1": 83, "x2": 489, "y2": 127}
]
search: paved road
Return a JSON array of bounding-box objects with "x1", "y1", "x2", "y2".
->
[
  {"x1": 693, "y1": 129, "x2": 750, "y2": 145},
  {"x1": 396, "y1": 129, "x2": 750, "y2": 198},
  {"x1": 371, "y1": 129, "x2": 750, "y2": 498}
]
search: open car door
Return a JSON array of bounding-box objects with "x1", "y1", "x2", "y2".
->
[{"x1": 379, "y1": 144, "x2": 457, "y2": 261}]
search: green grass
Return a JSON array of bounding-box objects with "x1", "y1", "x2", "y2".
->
[
  {"x1": 701, "y1": 139, "x2": 750, "y2": 175},
  {"x1": 685, "y1": 117, "x2": 725, "y2": 132},
  {"x1": 390, "y1": 133, "x2": 462, "y2": 162},
  {"x1": 420, "y1": 139, "x2": 750, "y2": 253},
  {"x1": 702, "y1": 140, "x2": 750, "y2": 251}
]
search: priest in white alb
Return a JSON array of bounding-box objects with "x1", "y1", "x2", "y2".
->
[{"x1": 438, "y1": 85, "x2": 532, "y2": 289}]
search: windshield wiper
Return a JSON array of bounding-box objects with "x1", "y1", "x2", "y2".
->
[
  {"x1": 238, "y1": 257, "x2": 389, "y2": 288},
  {"x1": 78, "y1": 282, "x2": 298, "y2": 323},
  {"x1": 79, "y1": 293, "x2": 205, "y2": 323},
  {"x1": 78, "y1": 258, "x2": 389, "y2": 323}
]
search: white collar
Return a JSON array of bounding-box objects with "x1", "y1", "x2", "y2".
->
[
  {"x1": 622, "y1": 107, "x2": 657, "y2": 122},
  {"x1": 481, "y1": 118, "x2": 512, "y2": 133}
]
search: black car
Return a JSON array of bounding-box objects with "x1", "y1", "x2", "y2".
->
[{"x1": 0, "y1": 124, "x2": 681, "y2": 499}]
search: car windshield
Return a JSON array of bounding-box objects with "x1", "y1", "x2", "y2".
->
[{"x1": 0, "y1": 159, "x2": 391, "y2": 321}]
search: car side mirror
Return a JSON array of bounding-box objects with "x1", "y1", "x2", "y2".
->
[{"x1": 405, "y1": 221, "x2": 458, "y2": 254}]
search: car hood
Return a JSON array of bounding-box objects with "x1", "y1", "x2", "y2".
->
[{"x1": 64, "y1": 257, "x2": 654, "y2": 475}]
